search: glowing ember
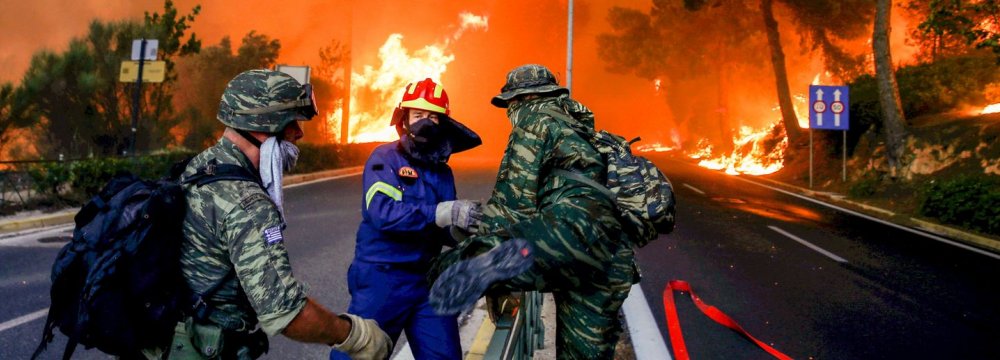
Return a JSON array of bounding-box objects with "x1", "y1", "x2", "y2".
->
[
  {"x1": 328, "y1": 12, "x2": 488, "y2": 143},
  {"x1": 691, "y1": 123, "x2": 787, "y2": 176},
  {"x1": 981, "y1": 103, "x2": 1000, "y2": 115}
]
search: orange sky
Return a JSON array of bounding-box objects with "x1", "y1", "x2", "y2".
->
[{"x1": 0, "y1": 0, "x2": 919, "y2": 160}]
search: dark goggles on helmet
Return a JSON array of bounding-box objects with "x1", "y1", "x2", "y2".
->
[{"x1": 233, "y1": 84, "x2": 318, "y2": 119}]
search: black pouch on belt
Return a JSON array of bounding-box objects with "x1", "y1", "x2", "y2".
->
[{"x1": 221, "y1": 328, "x2": 269, "y2": 359}]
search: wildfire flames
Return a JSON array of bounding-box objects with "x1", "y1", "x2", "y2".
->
[
  {"x1": 690, "y1": 124, "x2": 787, "y2": 176},
  {"x1": 327, "y1": 12, "x2": 488, "y2": 143},
  {"x1": 676, "y1": 86, "x2": 811, "y2": 176},
  {"x1": 981, "y1": 103, "x2": 1000, "y2": 115}
]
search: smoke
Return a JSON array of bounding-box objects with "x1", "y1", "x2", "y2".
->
[
  {"x1": 0, "y1": 0, "x2": 924, "y2": 165},
  {"x1": 453, "y1": 12, "x2": 489, "y2": 42}
]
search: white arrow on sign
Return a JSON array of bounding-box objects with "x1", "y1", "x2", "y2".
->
[
  {"x1": 833, "y1": 89, "x2": 842, "y2": 127},
  {"x1": 815, "y1": 88, "x2": 824, "y2": 126}
]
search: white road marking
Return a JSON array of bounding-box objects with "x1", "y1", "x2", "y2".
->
[
  {"x1": 726, "y1": 175, "x2": 1000, "y2": 261},
  {"x1": 0, "y1": 308, "x2": 47, "y2": 333},
  {"x1": 682, "y1": 183, "x2": 706, "y2": 195},
  {"x1": 769, "y1": 225, "x2": 848, "y2": 263},
  {"x1": 623, "y1": 283, "x2": 673, "y2": 360}
]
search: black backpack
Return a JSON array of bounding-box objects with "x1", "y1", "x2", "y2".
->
[
  {"x1": 543, "y1": 109, "x2": 677, "y2": 248},
  {"x1": 32, "y1": 159, "x2": 259, "y2": 360}
]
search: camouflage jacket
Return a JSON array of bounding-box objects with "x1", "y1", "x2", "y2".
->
[
  {"x1": 179, "y1": 137, "x2": 307, "y2": 336},
  {"x1": 479, "y1": 95, "x2": 614, "y2": 234}
]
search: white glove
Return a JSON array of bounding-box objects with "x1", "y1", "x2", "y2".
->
[
  {"x1": 331, "y1": 313, "x2": 392, "y2": 360},
  {"x1": 435, "y1": 200, "x2": 482, "y2": 233}
]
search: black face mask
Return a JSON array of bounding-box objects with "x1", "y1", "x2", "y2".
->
[{"x1": 401, "y1": 118, "x2": 452, "y2": 164}]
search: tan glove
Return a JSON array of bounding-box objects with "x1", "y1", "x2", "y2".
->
[{"x1": 331, "y1": 313, "x2": 393, "y2": 360}]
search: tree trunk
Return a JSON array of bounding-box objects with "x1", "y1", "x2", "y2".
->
[
  {"x1": 873, "y1": 0, "x2": 909, "y2": 176},
  {"x1": 760, "y1": 0, "x2": 802, "y2": 146}
]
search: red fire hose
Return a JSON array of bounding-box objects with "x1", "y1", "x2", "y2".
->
[{"x1": 662, "y1": 280, "x2": 793, "y2": 360}]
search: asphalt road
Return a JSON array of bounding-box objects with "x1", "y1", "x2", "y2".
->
[
  {"x1": 637, "y1": 153, "x2": 1000, "y2": 359},
  {"x1": 0, "y1": 167, "x2": 498, "y2": 360},
  {"x1": 2, "y1": 157, "x2": 999, "y2": 359}
]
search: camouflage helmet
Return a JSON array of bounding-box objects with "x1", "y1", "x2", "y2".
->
[
  {"x1": 217, "y1": 69, "x2": 316, "y2": 133},
  {"x1": 490, "y1": 64, "x2": 569, "y2": 108}
]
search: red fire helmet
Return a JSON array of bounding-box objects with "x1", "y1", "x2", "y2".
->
[{"x1": 393, "y1": 78, "x2": 450, "y2": 124}]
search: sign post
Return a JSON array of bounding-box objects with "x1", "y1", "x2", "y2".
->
[
  {"x1": 124, "y1": 39, "x2": 159, "y2": 157},
  {"x1": 808, "y1": 85, "x2": 850, "y2": 188}
]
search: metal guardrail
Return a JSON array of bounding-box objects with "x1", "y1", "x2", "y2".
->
[
  {"x1": 0, "y1": 170, "x2": 34, "y2": 205},
  {"x1": 484, "y1": 291, "x2": 544, "y2": 359}
]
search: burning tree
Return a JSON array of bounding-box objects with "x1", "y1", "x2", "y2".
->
[{"x1": 599, "y1": 0, "x2": 873, "y2": 155}]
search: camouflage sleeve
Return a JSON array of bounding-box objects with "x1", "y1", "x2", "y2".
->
[
  {"x1": 480, "y1": 119, "x2": 552, "y2": 231},
  {"x1": 223, "y1": 183, "x2": 308, "y2": 336}
]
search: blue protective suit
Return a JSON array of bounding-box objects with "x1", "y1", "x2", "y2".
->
[{"x1": 346, "y1": 141, "x2": 461, "y2": 359}]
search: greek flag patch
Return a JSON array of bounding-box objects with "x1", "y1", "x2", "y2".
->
[{"x1": 264, "y1": 226, "x2": 283, "y2": 245}]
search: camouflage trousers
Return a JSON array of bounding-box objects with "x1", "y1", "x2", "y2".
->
[{"x1": 432, "y1": 198, "x2": 638, "y2": 359}]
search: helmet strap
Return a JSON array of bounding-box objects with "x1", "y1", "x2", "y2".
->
[{"x1": 235, "y1": 128, "x2": 263, "y2": 148}]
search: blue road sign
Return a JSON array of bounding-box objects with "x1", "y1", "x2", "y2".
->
[{"x1": 808, "y1": 85, "x2": 849, "y2": 130}]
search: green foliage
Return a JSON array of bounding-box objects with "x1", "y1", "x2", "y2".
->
[
  {"x1": 14, "y1": 0, "x2": 201, "y2": 158},
  {"x1": 0, "y1": 82, "x2": 25, "y2": 156},
  {"x1": 919, "y1": 176, "x2": 1000, "y2": 235},
  {"x1": 848, "y1": 173, "x2": 882, "y2": 197},
  {"x1": 916, "y1": 0, "x2": 1000, "y2": 62},
  {"x1": 26, "y1": 162, "x2": 73, "y2": 198},
  {"x1": 26, "y1": 152, "x2": 194, "y2": 201}
]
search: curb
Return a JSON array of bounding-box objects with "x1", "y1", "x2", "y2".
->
[
  {"x1": 0, "y1": 166, "x2": 366, "y2": 235},
  {"x1": 284, "y1": 166, "x2": 363, "y2": 186},
  {"x1": 0, "y1": 209, "x2": 77, "y2": 234}
]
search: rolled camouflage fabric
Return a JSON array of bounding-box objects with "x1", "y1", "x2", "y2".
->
[
  {"x1": 217, "y1": 69, "x2": 314, "y2": 133},
  {"x1": 491, "y1": 64, "x2": 569, "y2": 108}
]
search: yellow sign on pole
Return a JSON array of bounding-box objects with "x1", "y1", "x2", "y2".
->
[{"x1": 119, "y1": 61, "x2": 166, "y2": 83}]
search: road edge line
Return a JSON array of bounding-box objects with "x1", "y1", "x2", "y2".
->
[{"x1": 623, "y1": 283, "x2": 672, "y2": 360}]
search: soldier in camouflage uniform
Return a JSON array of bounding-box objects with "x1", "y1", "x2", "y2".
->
[
  {"x1": 430, "y1": 64, "x2": 638, "y2": 359},
  {"x1": 163, "y1": 69, "x2": 391, "y2": 359}
]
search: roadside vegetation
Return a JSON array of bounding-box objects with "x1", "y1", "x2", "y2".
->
[{"x1": 599, "y1": 1, "x2": 1000, "y2": 238}]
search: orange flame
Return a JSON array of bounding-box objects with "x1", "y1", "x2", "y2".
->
[
  {"x1": 691, "y1": 123, "x2": 787, "y2": 176},
  {"x1": 328, "y1": 12, "x2": 488, "y2": 143}
]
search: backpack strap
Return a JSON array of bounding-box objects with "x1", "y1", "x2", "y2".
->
[
  {"x1": 539, "y1": 109, "x2": 617, "y2": 202},
  {"x1": 552, "y1": 169, "x2": 616, "y2": 202},
  {"x1": 189, "y1": 268, "x2": 236, "y2": 322},
  {"x1": 181, "y1": 159, "x2": 262, "y2": 188}
]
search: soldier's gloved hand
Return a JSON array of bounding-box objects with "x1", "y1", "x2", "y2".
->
[
  {"x1": 330, "y1": 313, "x2": 392, "y2": 360},
  {"x1": 435, "y1": 200, "x2": 482, "y2": 233}
]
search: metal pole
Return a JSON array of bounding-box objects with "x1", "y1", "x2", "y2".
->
[
  {"x1": 843, "y1": 130, "x2": 847, "y2": 181},
  {"x1": 566, "y1": 0, "x2": 574, "y2": 91},
  {"x1": 809, "y1": 129, "x2": 813, "y2": 189},
  {"x1": 130, "y1": 39, "x2": 146, "y2": 157},
  {"x1": 339, "y1": 0, "x2": 353, "y2": 144}
]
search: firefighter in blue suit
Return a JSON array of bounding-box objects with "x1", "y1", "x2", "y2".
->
[{"x1": 341, "y1": 78, "x2": 482, "y2": 359}]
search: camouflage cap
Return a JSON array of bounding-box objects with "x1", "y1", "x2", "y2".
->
[
  {"x1": 217, "y1": 69, "x2": 315, "y2": 133},
  {"x1": 491, "y1": 64, "x2": 569, "y2": 108}
]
